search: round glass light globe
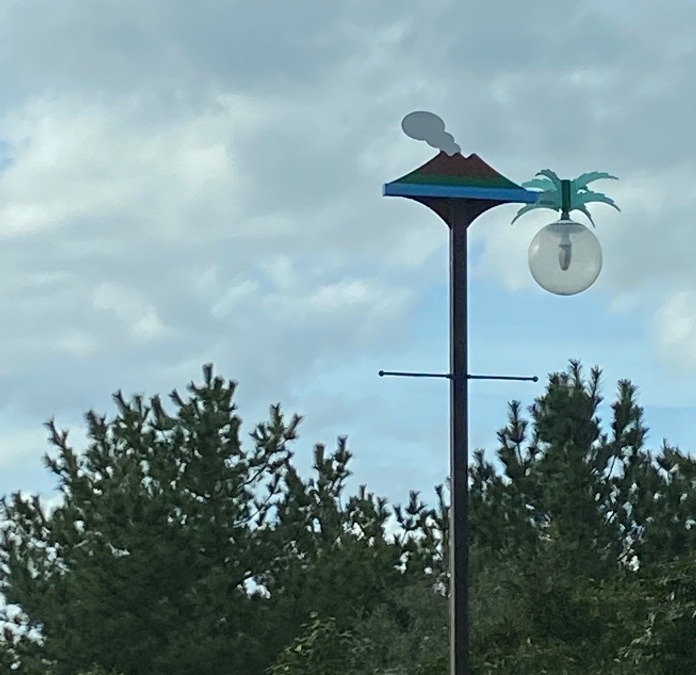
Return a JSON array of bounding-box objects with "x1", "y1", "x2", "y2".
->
[{"x1": 528, "y1": 219, "x2": 602, "y2": 296}]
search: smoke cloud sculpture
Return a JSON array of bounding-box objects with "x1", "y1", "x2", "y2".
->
[{"x1": 401, "y1": 111, "x2": 461, "y2": 156}]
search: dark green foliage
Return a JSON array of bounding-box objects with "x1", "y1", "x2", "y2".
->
[
  {"x1": 267, "y1": 578, "x2": 449, "y2": 675},
  {"x1": 256, "y1": 440, "x2": 415, "y2": 659},
  {"x1": 467, "y1": 360, "x2": 696, "y2": 671},
  {"x1": 1, "y1": 360, "x2": 695, "y2": 673},
  {"x1": 266, "y1": 613, "x2": 362, "y2": 674},
  {"x1": 470, "y1": 360, "x2": 696, "y2": 572},
  {"x1": 2, "y1": 364, "x2": 293, "y2": 674},
  {"x1": 0, "y1": 365, "x2": 432, "y2": 674},
  {"x1": 619, "y1": 552, "x2": 696, "y2": 673}
]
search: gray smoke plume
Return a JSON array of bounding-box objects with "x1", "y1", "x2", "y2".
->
[{"x1": 401, "y1": 111, "x2": 461, "y2": 156}]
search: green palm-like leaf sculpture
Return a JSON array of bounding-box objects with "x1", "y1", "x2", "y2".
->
[{"x1": 512, "y1": 169, "x2": 620, "y2": 227}]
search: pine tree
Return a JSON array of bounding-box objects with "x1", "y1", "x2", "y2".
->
[
  {"x1": 1, "y1": 365, "x2": 299, "y2": 673},
  {"x1": 0, "y1": 365, "x2": 430, "y2": 674},
  {"x1": 468, "y1": 360, "x2": 696, "y2": 670}
]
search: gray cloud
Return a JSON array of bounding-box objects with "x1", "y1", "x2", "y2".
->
[{"x1": 0, "y1": 0, "x2": 695, "y2": 502}]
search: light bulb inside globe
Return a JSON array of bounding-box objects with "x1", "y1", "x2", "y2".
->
[
  {"x1": 528, "y1": 219, "x2": 602, "y2": 296},
  {"x1": 558, "y1": 229, "x2": 572, "y2": 271}
]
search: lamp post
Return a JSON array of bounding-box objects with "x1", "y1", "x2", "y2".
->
[{"x1": 380, "y1": 111, "x2": 619, "y2": 675}]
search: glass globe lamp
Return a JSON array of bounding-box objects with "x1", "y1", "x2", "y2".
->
[{"x1": 528, "y1": 219, "x2": 602, "y2": 296}]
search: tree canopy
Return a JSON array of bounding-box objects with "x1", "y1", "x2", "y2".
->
[{"x1": 0, "y1": 360, "x2": 694, "y2": 673}]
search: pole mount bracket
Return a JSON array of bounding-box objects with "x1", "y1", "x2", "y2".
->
[{"x1": 378, "y1": 370, "x2": 538, "y2": 382}]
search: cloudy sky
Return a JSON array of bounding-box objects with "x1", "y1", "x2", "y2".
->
[{"x1": 0, "y1": 0, "x2": 695, "y2": 512}]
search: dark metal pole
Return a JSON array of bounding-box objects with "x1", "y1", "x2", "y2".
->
[
  {"x1": 449, "y1": 202, "x2": 470, "y2": 675},
  {"x1": 379, "y1": 199, "x2": 537, "y2": 673},
  {"x1": 382, "y1": 145, "x2": 543, "y2": 673}
]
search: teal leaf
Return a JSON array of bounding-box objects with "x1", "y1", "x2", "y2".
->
[
  {"x1": 511, "y1": 202, "x2": 558, "y2": 225},
  {"x1": 511, "y1": 203, "x2": 537, "y2": 224},
  {"x1": 574, "y1": 204, "x2": 596, "y2": 227},
  {"x1": 536, "y1": 169, "x2": 563, "y2": 188},
  {"x1": 521, "y1": 177, "x2": 557, "y2": 191},
  {"x1": 573, "y1": 190, "x2": 621, "y2": 212},
  {"x1": 512, "y1": 169, "x2": 620, "y2": 226},
  {"x1": 571, "y1": 172, "x2": 618, "y2": 192}
]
